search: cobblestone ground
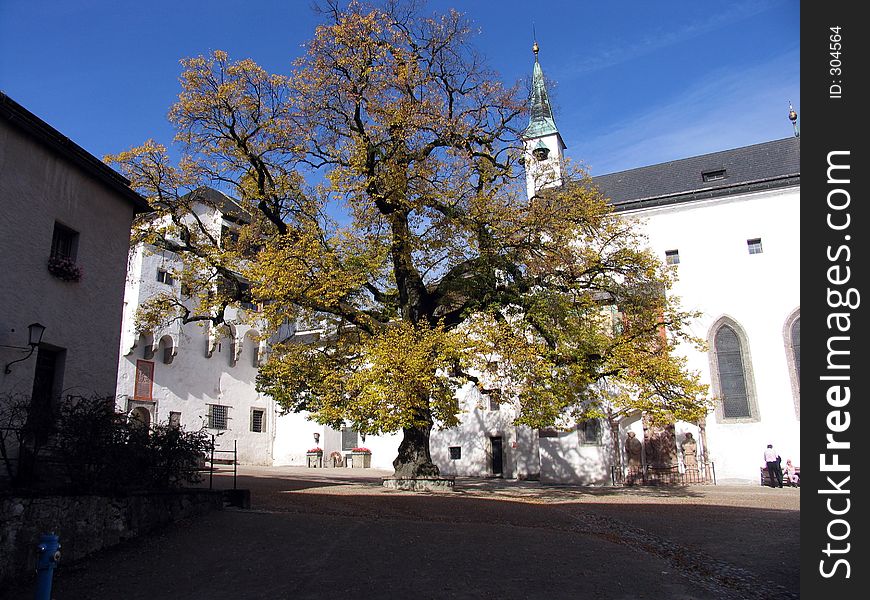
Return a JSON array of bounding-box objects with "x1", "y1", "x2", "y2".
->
[{"x1": 3, "y1": 466, "x2": 799, "y2": 600}]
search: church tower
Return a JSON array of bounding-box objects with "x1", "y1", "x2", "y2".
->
[{"x1": 522, "y1": 41, "x2": 566, "y2": 199}]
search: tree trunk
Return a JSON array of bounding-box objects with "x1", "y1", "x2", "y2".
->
[{"x1": 392, "y1": 422, "x2": 440, "y2": 478}]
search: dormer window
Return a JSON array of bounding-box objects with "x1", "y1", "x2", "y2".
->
[
  {"x1": 702, "y1": 169, "x2": 727, "y2": 182},
  {"x1": 532, "y1": 141, "x2": 550, "y2": 161}
]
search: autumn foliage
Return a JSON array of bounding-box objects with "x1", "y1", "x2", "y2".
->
[{"x1": 107, "y1": 1, "x2": 709, "y2": 477}]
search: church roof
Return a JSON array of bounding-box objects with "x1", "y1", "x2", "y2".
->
[
  {"x1": 593, "y1": 137, "x2": 800, "y2": 211},
  {"x1": 523, "y1": 53, "x2": 560, "y2": 140}
]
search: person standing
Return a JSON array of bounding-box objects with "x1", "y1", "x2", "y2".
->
[{"x1": 764, "y1": 444, "x2": 783, "y2": 488}]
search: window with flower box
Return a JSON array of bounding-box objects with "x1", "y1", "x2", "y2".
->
[{"x1": 47, "y1": 222, "x2": 82, "y2": 281}]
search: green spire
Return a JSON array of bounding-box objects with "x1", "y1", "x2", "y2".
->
[{"x1": 524, "y1": 42, "x2": 559, "y2": 139}]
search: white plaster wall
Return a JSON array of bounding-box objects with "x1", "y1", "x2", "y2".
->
[
  {"x1": 623, "y1": 186, "x2": 801, "y2": 483},
  {"x1": 117, "y1": 247, "x2": 276, "y2": 465},
  {"x1": 272, "y1": 412, "x2": 401, "y2": 469},
  {"x1": 0, "y1": 119, "x2": 137, "y2": 399},
  {"x1": 539, "y1": 428, "x2": 612, "y2": 485},
  {"x1": 431, "y1": 384, "x2": 521, "y2": 478}
]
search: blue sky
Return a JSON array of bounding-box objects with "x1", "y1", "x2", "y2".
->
[{"x1": 0, "y1": 0, "x2": 799, "y2": 176}]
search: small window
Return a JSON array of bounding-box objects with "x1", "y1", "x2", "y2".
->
[
  {"x1": 157, "y1": 269, "x2": 174, "y2": 285},
  {"x1": 221, "y1": 225, "x2": 240, "y2": 248},
  {"x1": 448, "y1": 446, "x2": 461, "y2": 460},
  {"x1": 701, "y1": 169, "x2": 727, "y2": 182},
  {"x1": 207, "y1": 404, "x2": 229, "y2": 430},
  {"x1": 168, "y1": 411, "x2": 181, "y2": 428},
  {"x1": 537, "y1": 428, "x2": 559, "y2": 438},
  {"x1": 250, "y1": 408, "x2": 265, "y2": 433},
  {"x1": 239, "y1": 282, "x2": 258, "y2": 312},
  {"x1": 665, "y1": 249, "x2": 680, "y2": 265},
  {"x1": 578, "y1": 419, "x2": 603, "y2": 445},
  {"x1": 51, "y1": 222, "x2": 79, "y2": 260},
  {"x1": 747, "y1": 238, "x2": 763, "y2": 255}
]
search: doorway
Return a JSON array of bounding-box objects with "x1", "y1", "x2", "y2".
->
[{"x1": 490, "y1": 436, "x2": 503, "y2": 476}]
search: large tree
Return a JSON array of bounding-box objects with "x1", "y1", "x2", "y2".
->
[{"x1": 108, "y1": 0, "x2": 710, "y2": 479}]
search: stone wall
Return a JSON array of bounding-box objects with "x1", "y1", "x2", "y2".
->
[{"x1": 0, "y1": 488, "x2": 223, "y2": 586}]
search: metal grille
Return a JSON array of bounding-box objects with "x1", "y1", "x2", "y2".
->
[
  {"x1": 208, "y1": 404, "x2": 228, "y2": 430},
  {"x1": 250, "y1": 409, "x2": 264, "y2": 433}
]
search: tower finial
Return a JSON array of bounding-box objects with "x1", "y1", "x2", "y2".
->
[
  {"x1": 788, "y1": 101, "x2": 799, "y2": 137},
  {"x1": 532, "y1": 24, "x2": 538, "y2": 58}
]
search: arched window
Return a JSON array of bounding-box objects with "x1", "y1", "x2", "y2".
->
[
  {"x1": 783, "y1": 308, "x2": 800, "y2": 419},
  {"x1": 791, "y1": 318, "x2": 800, "y2": 382},
  {"x1": 715, "y1": 326, "x2": 750, "y2": 418},
  {"x1": 709, "y1": 317, "x2": 758, "y2": 422}
]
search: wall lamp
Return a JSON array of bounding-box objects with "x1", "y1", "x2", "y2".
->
[{"x1": 4, "y1": 322, "x2": 46, "y2": 374}]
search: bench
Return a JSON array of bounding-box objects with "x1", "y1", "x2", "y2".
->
[{"x1": 761, "y1": 465, "x2": 799, "y2": 487}]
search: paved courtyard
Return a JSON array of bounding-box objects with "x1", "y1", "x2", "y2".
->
[{"x1": 3, "y1": 466, "x2": 799, "y2": 600}]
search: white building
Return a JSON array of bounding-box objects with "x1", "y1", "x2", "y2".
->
[
  {"x1": 116, "y1": 187, "x2": 278, "y2": 464},
  {"x1": 115, "y1": 187, "x2": 403, "y2": 468},
  {"x1": 429, "y1": 47, "x2": 800, "y2": 485}
]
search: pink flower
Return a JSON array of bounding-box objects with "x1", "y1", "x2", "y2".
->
[{"x1": 47, "y1": 255, "x2": 83, "y2": 282}]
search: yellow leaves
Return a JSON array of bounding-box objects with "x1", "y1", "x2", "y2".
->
[{"x1": 257, "y1": 321, "x2": 464, "y2": 434}]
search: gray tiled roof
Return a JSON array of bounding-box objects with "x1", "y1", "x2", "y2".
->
[
  {"x1": 188, "y1": 186, "x2": 251, "y2": 223},
  {"x1": 593, "y1": 137, "x2": 800, "y2": 210}
]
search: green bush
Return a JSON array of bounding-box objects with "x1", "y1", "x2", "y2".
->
[{"x1": 2, "y1": 394, "x2": 211, "y2": 492}]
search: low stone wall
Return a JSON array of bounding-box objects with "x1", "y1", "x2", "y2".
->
[{"x1": 0, "y1": 488, "x2": 223, "y2": 586}]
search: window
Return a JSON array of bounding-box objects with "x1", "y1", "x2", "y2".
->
[
  {"x1": 747, "y1": 238, "x2": 763, "y2": 254},
  {"x1": 449, "y1": 446, "x2": 461, "y2": 460},
  {"x1": 207, "y1": 404, "x2": 229, "y2": 430},
  {"x1": 341, "y1": 427, "x2": 358, "y2": 450},
  {"x1": 51, "y1": 222, "x2": 78, "y2": 260},
  {"x1": 714, "y1": 325, "x2": 751, "y2": 418},
  {"x1": 168, "y1": 411, "x2": 181, "y2": 428},
  {"x1": 239, "y1": 282, "x2": 258, "y2": 312},
  {"x1": 134, "y1": 360, "x2": 154, "y2": 401},
  {"x1": 665, "y1": 249, "x2": 680, "y2": 265},
  {"x1": 250, "y1": 408, "x2": 265, "y2": 433},
  {"x1": 790, "y1": 318, "x2": 800, "y2": 383},
  {"x1": 156, "y1": 269, "x2": 174, "y2": 285},
  {"x1": 578, "y1": 419, "x2": 603, "y2": 445},
  {"x1": 784, "y1": 310, "x2": 801, "y2": 420},
  {"x1": 701, "y1": 169, "x2": 727, "y2": 182}
]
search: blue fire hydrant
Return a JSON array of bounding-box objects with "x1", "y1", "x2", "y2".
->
[{"x1": 35, "y1": 533, "x2": 60, "y2": 600}]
